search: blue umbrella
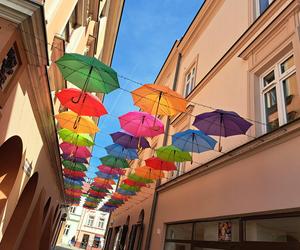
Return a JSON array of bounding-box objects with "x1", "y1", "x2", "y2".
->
[
  {"x1": 64, "y1": 178, "x2": 83, "y2": 186},
  {"x1": 172, "y1": 129, "x2": 217, "y2": 153},
  {"x1": 117, "y1": 188, "x2": 136, "y2": 196},
  {"x1": 105, "y1": 143, "x2": 138, "y2": 160},
  {"x1": 95, "y1": 171, "x2": 118, "y2": 179}
]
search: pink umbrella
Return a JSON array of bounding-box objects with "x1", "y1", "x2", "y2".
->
[
  {"x1": 119, "y1": 111, "x2": 164, "y2": 137},
  {"x1": 97, "y1": 165, "x2": 125, "y2": 175},
  {"x1": 60, "y1": 142, "x2": 91, "y2": 158}
]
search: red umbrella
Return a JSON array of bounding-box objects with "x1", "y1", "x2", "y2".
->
[
  {"x1": 123, "y1": 179, "x2": 146, "y2": 187},
  {"x1": 145, "y1": 157, "x2": 176, "y2": 171},
  {"x1": 63, "y1": 168, "x2": 86, "y2": 178},
  {"x1": 98, "y1": 165, "x2": 126, "y2": 175},
  {"x1": 60, "y1": 142, "x2": 91, "y2": 158},
  {"x1": 91, "y1": 182, "x2": 113, "y2": 190},
  {"x1": 56, "y1": 88, "x2": 107, "y2": 117}
]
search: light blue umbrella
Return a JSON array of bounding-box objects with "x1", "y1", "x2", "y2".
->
[
  {"x1": 105, "y1": 143, "x2": 138, "y2": 160},
  {"x1": 172, "y1": 129, "x2": 217, "y2": 162}
]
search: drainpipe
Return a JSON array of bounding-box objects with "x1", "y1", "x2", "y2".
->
[{"x1": 144, "y1": 52, "x2": 182, "y2": 250}]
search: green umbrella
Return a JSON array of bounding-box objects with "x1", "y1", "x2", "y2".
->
[
  {"x1": 58, "y1": 128, "x2": 94, "y2": 147},
  {"x1": 56, "y1": 53, "x2": 119, "y2": 94},
  {"x1": 109, "y1": 199, "x2": 124, "y2": 205},
  {"x1": 156, "y1": 145, "x2": 192, "y2": 162},
  {"x1": 127, "y1": 173, "x2": 153, "y2": 184},
  {"x1": 120, "y1": 184, "x2": 140, "y2": 192},
  {"x1": 64, "y1": 183, "x2": 82, "y2": 190},
  {"x1": 62, "y1": 160, "x2": 87, "y2": 171},
  {"x1": 100, "y1": 155, "x2": 129, "y2": 169},
  {"x1": 90, "y1": 186, "x2": 109, "y2": 193}
]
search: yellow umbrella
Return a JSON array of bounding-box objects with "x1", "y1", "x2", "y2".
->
[
  {"x1": 134, "y1": 166, "x2": 164, "y2": 180},
  {"x1": 55, "y1": 111, "x2": 99, "y2": 134},
  {"x1": 131, "y1": 84, "x2": 187, "y2": 116}
]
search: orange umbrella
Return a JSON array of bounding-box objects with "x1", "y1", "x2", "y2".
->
[
  {"x1": 131, "y1": 84, "x2": 187, "y2": 116},
  {"x1": 112, "y1": 193, "x2": 129, "y2": 201},
  {"x1": 94, "y1": 177, "x2": 116, "y2": 185},
  {"x1": 55, "y1": 111, "x2": 99, "y2": 134},
  {"x1": 134, "y1": 166, "x2": 164, "y2": 180}
]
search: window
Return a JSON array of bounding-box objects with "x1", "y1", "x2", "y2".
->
[
  {"x1": 261, "y1": 54, "x2": 298, "y2": 133},
  {"x1": 98, "y1": 218, "x2": 105, "y2": 228},
  {"x1": 256, "y1": 0, "x2": 274, "y2": 17},
  {"x1": 184, "y1": 66, "x2": 196, "y2": 97},
  {"x1": 93, "y1": 236, "x2": 101, "y2": 248},
  {"x1": 166, "y1": 223, "x2": 193, "y2": 240},
  {"x1": 64, "y1": 224, "x2": 70, "y2": 235},
  {"x1": 70, "y1": 206, "x2": 76, "y2": 213},
  {"x1": 86, "y1": 215, "x2": 95, "y2": 227},
  {"x1": 0, "y1": 47, "x2": 19, "y2": 91},
  {"x1": 61, "y1": 4, "x2": 78, "y2": 42}
]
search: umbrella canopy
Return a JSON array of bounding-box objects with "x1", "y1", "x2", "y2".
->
[
  {"x1": 64, "y1": 183, "x2": 82, "y2": 190},
  {"x1": 112, "y1": 193, "x2": 129, "y2": 200},
  {"x1": 60, "y1": 142, "x2": 91, "y2": 158},
  {"x1": 100, "y1": 155, "x2": 129, "y2": 169},
  {"x1": 61, "y1": 154, "x2": 88, "y2": 164},
  {"x1": 65, "y1": 190, "x2": 82, "y2": 197},
  {"x1": 156, "y1": 145, "x2": 192, "y2": 162},
  {"x1": 56, "y1": 53, "x2": 119, "y2": 93},
  {"x1": 63, "y1": 168, "x2": 86, "y2": 178},
  {"x1": 92, "y1": 182, "x2": 113, "y2": 189},
  {"x1": 55, "y1": 111, "x2": 99, "y2": 134},
  {"x1": 58, "y1": 128, "x2": 94, "y2": 146},
  {"x1": 56, "y1": 88, "x2": 107, "y2": 117},
  {"x1": 90, "y1": 186, "x2": 109, "y2": 193},
  {"x1": 193, "y1": 109, "x2": 252, "y2": 151},
  {"x1": 89, "y1": 190, "x2": 107, "y2": 197},
  {"x1": 110, "y1": 132, "x2": 150, "y2": 149},
  {"x1": 64, "y1": 178, "x2": 83, "y2": 186},
  {"x1": 135, "y1": 166, "x2": 164, "y2": 180},
  {"x1": 172, "y1": 129, "x2": 217, "y2": 153},
  {"x1": 95, "y1": 171, "x2": 118, "y2": 179},
  {"x1": 119, "y1": 184, "x2": 140, "y2": 192},
  {"x1": 64, "y1": 176, "x2": 85, "y2": 181},
  {"x1": 123, "y1": 179, "x2": 146, "y2": 187},
  {"x1": 105, "y1": 144, "x2": 138, "y2": 160},
  {"x1": 127, "y1": 173, "x2": 153, "y2": 184},
  {"x1": 94, "y1": 177, "x2": 115, "y2": 185},
  {"x1": 119, "y1": 111, "x2": 164, "y2": 137},
  {"x1": 131, "y1": 84, "x2": 187, "y2": 116},
  {"x1": 108, "y1": 199, "x2": 124, "y2": 205},
  {"x1": 97, "y1": 165, "x2": 125, "y2": 175},
  {"x1": 117, "y1": 188, "x2": 136, "y2": 196},
  {"x1": 145, "y1": 157, "x2": 176, "y2": 171}
]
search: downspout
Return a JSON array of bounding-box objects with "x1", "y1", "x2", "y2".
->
[{"x1": 144, "y1": 52, "x2": 182, "y2": 250}]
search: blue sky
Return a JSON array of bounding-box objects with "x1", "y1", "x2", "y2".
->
[{"x1": 87, "y1": 0, "x2": 204, "y2": 178}]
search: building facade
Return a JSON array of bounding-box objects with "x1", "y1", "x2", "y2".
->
[
  {"x1": 106, "y1": 0, "x2": 300, "y2": 250},
  {"x1": 0, "y1": 0, "x2": 124, "y2": 249}
]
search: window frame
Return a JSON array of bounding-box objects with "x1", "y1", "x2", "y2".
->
[
  {"x1": 86, "y1": 215, "x2": 95, "y2": 227},
  {"x1": 98, "y1": 218, "x2": 105, "y2": 228},
  {"x1": 255, "y1": 0, "x2": 274, "y2": 18},
  {"x1": 64, "y1": 224, "x2": 70, "y2": 235},
  {"x1": 260, "y1": 52, "x2": 297, "y2": 133},
  {"x1": 183, "y1": 65, "x2": 196, "y2": 98}
]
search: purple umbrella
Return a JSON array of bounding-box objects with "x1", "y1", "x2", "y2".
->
[
  {"x1": 193, "y1": 109, "x2": 252, "y2": 151},
  {"x1": 110, "y1": 132, "x2": 150, "y2": 149}
]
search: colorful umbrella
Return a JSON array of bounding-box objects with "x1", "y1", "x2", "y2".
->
[
  {"x1": 127, "y1": 173, "x2": 153, "y2": 184},
  {"x1": 60, "y1": 142, "x2": 91, "y2": 159},
  {"x1": 63, "y1": 168, "x2": 86, "y2": 178},
  {"x1": 131, "y1": 84, "x2": 187, "y2": 116},
  {"x1": 108, "y1": 199, "x2": 124, "y2": 205},
  {"x1": 172, "y1": 129, "x2": 217, "y2": 161},
  {"x1": 95, "y1": 171, "x2": 118, "y2": 179},
  {"x1": 193, "y1": 109, "x2": 252, "y2": 151},
  {"x1": 64, "y1": 178, "x2": 83, "y2": 186},
  {"x1": 63, "y1": 176, "x2": 85, "y2": 181},
  {"x1": 55, "y1": 111, "x2": 99, "y2": 134},
  {"x1": 94, "y1": 177, "x2": 115, "y2": 185},
  {"x1": 100, "y1": 155, "x2": 129, "y2": 169},
  {"x1": 97, "y1": 165, "x2": 125, "y2": 175},
  {"x1": 111, "y1": 193, "x2": 129, "y2": 200},
  {"x1": 62, "y1": 160, "x2": 87, "y2": 171},
  {"x1": 92, "y1": 182, "x2": 113, "y2": 189},
  {"x1": 58, "y1": 128, "x2": 94, "y2": 146},
  {"x1": 56, "y1": 53, "x2": 119, "y2": 93},
  {"x1": 123, "y1": 179, "x2": 146, "y2": 187},
  {"x1": 56, "y1": 88, "x2": 107, "y2": 117},
  {"x1": 119, "y1": 111, "x2": 164, "y2": 137},
  {"x1": 156, "y1": 145, "x2": 192, "y2": 162},
  {"x1": 145, "y1": 157, "x2": 176, "y2": 171},
  {"x1": 61, "y1": 154, "x2": 88, "y2": 164},
  {"x1": 105, "y1": 144, "x2": 138, "y2": 160},
  {"x1": 117, "y1": 188, "x2": 136, "y2": 196},
  {"x1": 90, "y1": 186, "x2": 109, "y2": 193},
  {"x1": 110, "y1": 132, "x2": 150, "y2": 149},
  {"x1": 119, "y1": 184, "x2": 140, "y2": 192},
  {"x1": 89, "y1": 190, "x2": 107, "y2": 197},
  {"x1": 135, "y1": 166, "x2": 164, "y2": 180},
  {"x1": 64, "y1": 183, "x2": 82, "y2": 190}
]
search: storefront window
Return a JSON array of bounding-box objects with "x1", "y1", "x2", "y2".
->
[
  {"x1": 245, "y1": 216, "x2": 300, "y2": 242},
  {"x1": 166, "y1": 223, "x2": 193, "y2": 240},
  {"x1": 194, "y1": 220, "x2": 239, "y2": 242}
]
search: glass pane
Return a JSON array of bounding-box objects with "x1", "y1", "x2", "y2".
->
[
  {"x1": 282, "y1": 74, "x2": 300, "y2": 123},
  {"x1": 165, "y1": 242, "x2": 191, "y2": 250},
  {"x1": 194, "y1": 220, "x2": 239, "y2": 241},
  {"x1": 280, "y1": 56, "x2": 294, "y2": 74},
  {"x1": 166, "y1": 223, "x2": 193, "y2": 240},
  {"x1": 259, "y1": 0, "x2": 270, "y2": 14},
  {"x1": 246, "y1": 216, "x2": 300, "y2": 242},
  {"x1": 263, "y1": 70, "x2": 275, "y2": 87},
  {"x1": 264, "y1": 87, "x2": 279, "y2": 132}
]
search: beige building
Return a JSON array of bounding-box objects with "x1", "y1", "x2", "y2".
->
[
  {"x1": 0, "y1": 0, "x2": 124, "y2": 249},
  {"x1": 106, "y1": 1, "x2": 300, "y2": 250}
]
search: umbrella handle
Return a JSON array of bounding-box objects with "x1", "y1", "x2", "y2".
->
[
  {"x1": 73, "y1": 116, "x2": 81, "y2": 130},
  {"x1": 71, "y1": 92, "x2": 87, "y2": 104}
]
